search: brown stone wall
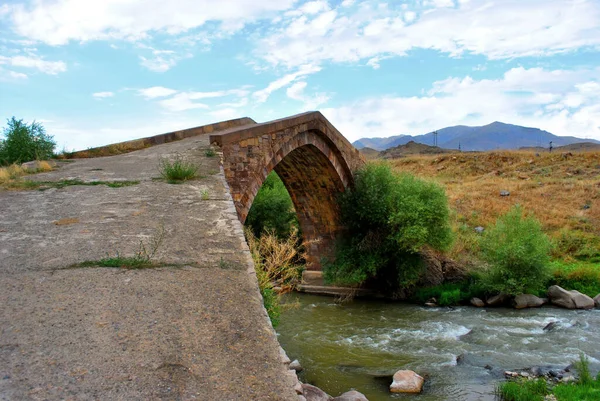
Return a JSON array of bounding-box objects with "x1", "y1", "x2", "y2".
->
[{"x1": 210, "y1": 111, "x2": 365, "y2": 270}]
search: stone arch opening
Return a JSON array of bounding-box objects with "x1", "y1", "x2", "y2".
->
[{"x1": 271, "y1": 143, "x2": 346, "y2": 270}]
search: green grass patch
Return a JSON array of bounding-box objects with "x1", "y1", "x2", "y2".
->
[
  {"x1": 204, "y1": 148, "x2": 216, "y2": 157},
  {"x1": 549, "y1": 260, "x2": 600, "y2": 297},
  {"x1": 77, "y1": 255, "x2": 155, "y2": 269},
  {"x1": 553, "y1": 380, "x2": 600, "y2": 401},
  {"x1": 497, "y1": 355, "x2": 600, "y2": 401},
  {"x1": 4, "y1": 178, "x2": 139, "y2": 191},
  {"x1": 159, "y1": 156, "x2": 199, "y2": 183},
  {"x1": 260, "y1": 286, "x2": 281, "y2": 327},
  {"x1": 496, "y1": 378, "x2": 548, "y2": 401},
  {"x1": 413, "y1": 275, "x2": 487, "y2": 305}
]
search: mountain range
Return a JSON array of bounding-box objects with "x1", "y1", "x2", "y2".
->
[{"x1": 352, "y1": 122, "x2": 599, "y2": 151}]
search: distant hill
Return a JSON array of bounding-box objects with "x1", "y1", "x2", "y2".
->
[
  {"x1": 380, "y1": 141, "x2": 453, "y2": 159},
  {"x1": 353, "y1": 122, "x2": 599, "y2": 151},
  {"x1": 358, "y1": 147, "x2": 380, "y2": 159}
]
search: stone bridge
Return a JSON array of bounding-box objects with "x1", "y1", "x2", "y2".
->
[{"x1": 210, "y1": 111, "x2": 364, "y2": 270}]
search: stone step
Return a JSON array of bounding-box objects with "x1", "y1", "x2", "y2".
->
[{"x1": 296, "y1": 284, "x2": 374, "y2": 297}]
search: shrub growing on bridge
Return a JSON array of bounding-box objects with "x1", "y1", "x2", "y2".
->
[
  {"x1": 0, "y1": 117, "x2": 56, "y2": 165},
  {"x1": 480, "y1": 205, "x2": 552, "y2": 296},
  {"x1": 324, "y1": 163, "x2": 453, "y2": 294}
]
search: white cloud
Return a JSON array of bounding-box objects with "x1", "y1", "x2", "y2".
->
[
  {"x1": 139, "y1": 55, "x2": 177, "y2": 72},
  {"x1": 158, "y1": 89, "x2": 249, "y2": 112},
  {"x1": 5, "y1": 0, "x2": 296, "y2": 45},
  {"x1": 92, "y1": 91, "x2": 114, "y2": 98},
  {"x1": 256, "y1": 0, "x2": 600, "y2": 68},
  {"x1": 138, "y1": 86, "x2": 178, "y2": 99},
  {"x1": 137, "y1": 46, "x2": 190, "y2": 72},
  {"x1": 322, "y1": 67, "x2": 600, "y2": 142},
  {"x1": 0, "y1": 67, "x2": 28, "y2": 81},
  {"x1": 0, "y1": 54, "x2": 66, "y2": 74},
  {"x1": 253, "y1": 64, "x2": 322, "y2": 103},
  {"x1": 286, "y1": 81, "x2": 330, "y2": 109},
  {"x1": 299, "y1": 1, "x2": 330, "y2": 15}
]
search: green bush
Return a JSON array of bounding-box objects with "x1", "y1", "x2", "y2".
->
[
  {"x1": 246, "y1": 172, "x2": 299, "y2": 238},
  {"x1": 438, "y1": 289, "x2": 462, "y2": 306},
  {"x1": 324, "y1": 163, "x2": 453, "y2": 294},
  {"x1": 159, "y1": 155, "x2": 198, "y2": 183},
  {"x1": 0, "y1": 117, "x2": 56, "y2": 165},
  {"x1": 480, "y1": 206, "x2": 552, "y2": 296}
]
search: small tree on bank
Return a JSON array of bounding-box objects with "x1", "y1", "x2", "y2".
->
[
  {"x1": 324, "y1": 163, "x2": 453, "y2": 295},
  {"x1": 480, "y1": 205, "x2": 552, "y2": 296},
  {"x1": 0, "y1": 117, "x2": 56, "y2": 165}
]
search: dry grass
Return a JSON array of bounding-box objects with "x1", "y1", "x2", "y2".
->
[
  {"x1": 35, "y1": 161, "x2": 53, "y2": 172},
  {"x1": 59, "y1": 141, "x2": 150, "y2": 159},
  {"x1": 245, "y1": 228, "x2": 304, "y2": 293},
  {"x1": 390, "y1": 150, "x2": 600, "y2": 261},
  {"x1": 0, "y1": 161, "x2": 57, "y2": 188}
]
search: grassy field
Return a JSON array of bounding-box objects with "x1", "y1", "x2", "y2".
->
[{"x1": 390, "y1": 150, "x2": 600, "y2": 273}]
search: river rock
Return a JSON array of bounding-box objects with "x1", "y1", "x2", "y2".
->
[
  {"x1": 333, "y1": 390, "x2": 369, "y2": 401},
  {"x1": 514, "y1": 294, "x2": 547, "y2": 309},
  {"x1": 301, "y1": 384, "x2": 333, "y2": 401},
  {"x1": 594, "y1": 294, "x2": 600, "y2": 308},
  {"x1": 290, "y1": 360, "x2": 303, "y2": 372},
  {"x1": 470, "y1": 297, "x2": 485, "y2": 307},
  {"x1": 280, "y1": 346, "x2": 292, "y2": 364},
  {"x1": 389, "y1": 370, "x2": 424, "y2": 393},
  {"x1": 486, "y1": 293, "x2": 510, "y2": 306},
  {"x1": 547, "y1": 285, "x2": 595, "y2": 309}
]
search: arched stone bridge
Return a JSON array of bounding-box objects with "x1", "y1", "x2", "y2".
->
[{"x1": 210, "y1": 111, "x2": 364, "y2": 270}]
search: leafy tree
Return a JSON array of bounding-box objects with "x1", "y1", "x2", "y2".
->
[
  {"x1": 324, "y1": 163, "x2": 453, "y2": 294},
  {"x1": 0, "y1": 117, "x2": 56, "y2": 165},
  {"x1": 246, "y1": 171, "x2": 299, "y2": 238},
  {"x1": 480, "y1": 205, "x2": 552, "y2": 296}
]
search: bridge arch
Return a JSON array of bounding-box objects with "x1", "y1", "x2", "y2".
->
[{"x1": 210, "y1": 112, "x2": 364, "y2": 270}]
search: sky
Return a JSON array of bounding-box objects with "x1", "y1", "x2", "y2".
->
[{"x1": 0, "y1": 0, "x2": 599, "y2": 151}]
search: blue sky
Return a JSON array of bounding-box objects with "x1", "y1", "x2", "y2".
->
[{"x1": 1, "y1": 0, "x2": 599, "y2": 151}]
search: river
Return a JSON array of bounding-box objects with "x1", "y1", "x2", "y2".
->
[{"x1": 277, "y1": 293, "x2": 600, "y2": 400}]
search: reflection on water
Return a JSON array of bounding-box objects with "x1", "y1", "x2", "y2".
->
[{"x1": 276, "y1": 293, "x2": 600, "y2": 401}]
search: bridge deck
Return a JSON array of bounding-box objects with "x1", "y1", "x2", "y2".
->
[{"x1": 0, "y1": 134, "x2": 297, "y2": 400}]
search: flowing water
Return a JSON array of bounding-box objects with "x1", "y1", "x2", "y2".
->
[{"x1": 277, "y1": 293, "x2": 600, "y2": 400}]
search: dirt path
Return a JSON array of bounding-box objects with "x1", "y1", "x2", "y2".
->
[{"x1": 0, "y1": 134, "x2": 298, "y2": 400}]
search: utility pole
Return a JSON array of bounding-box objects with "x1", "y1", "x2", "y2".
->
[
  {"x1": 433, "y1": 131, "x2": 438, "y2": 147},
  {"x1": 458, "y1": 142, "x2": 461, "y2": 152}
]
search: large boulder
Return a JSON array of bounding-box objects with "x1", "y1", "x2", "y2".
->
[
  {"x1": 514, "y1": 294, "x2": 547, "y2": 309},
  {"x1": 389, "y1": 370, "x2": 424, "y2": 393},
  {"x1": 301, "y1": 384, "x2": 333, "y2": 401},
  {"x1": 547, "y1": 286, "x2": 595, "y2": 309},
  {"x1": 486, "y1": 293, "x2": 510, "y2": 307},
  {"x1": 333, "y1": 390, "x2": 369, "y2": 401},
  {"x1": 470, "y1": 297, "x2": 485, "y2": 307},
  {"x1": 594, "y1": 294, "x2": 600, "y2": 308}
]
